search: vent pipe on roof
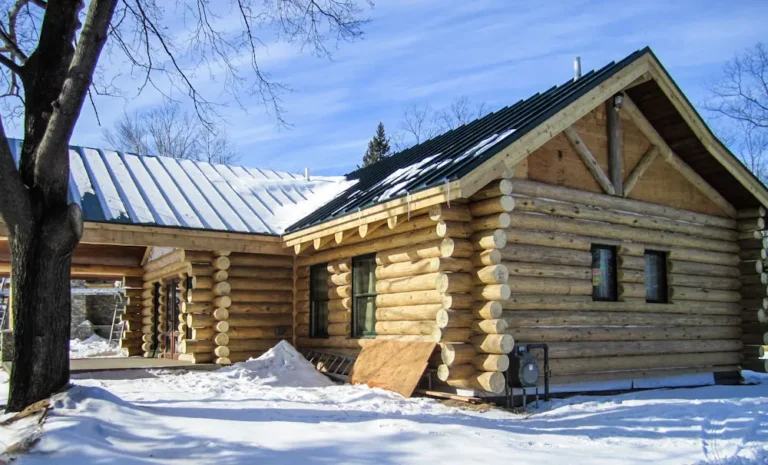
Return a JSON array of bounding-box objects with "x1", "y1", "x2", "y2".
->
[
  {"x1": 305, "y1": 167, "x2": 311, "y2": 181},
  {"x1": 573, "y1": 56, "x2": 581, "y2": 82}
]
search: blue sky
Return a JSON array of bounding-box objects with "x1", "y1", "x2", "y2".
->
[{"x1": 43, "y1": 0, "x2": 768, "y2": 175}]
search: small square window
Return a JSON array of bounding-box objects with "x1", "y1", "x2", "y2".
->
[
  {"x1": 592, "y1": 245, "x2": 617, "y2": 301},
  {"x1": 310, "y1": 264, "x2": 329, "y2": 338},
  {"x1": 645, "y1": 250, "x2": 668, "y2": 303}
]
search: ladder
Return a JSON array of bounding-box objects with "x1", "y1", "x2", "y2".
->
[
  {"x1": 107, "y1": 293, "x2": 125, "y2": 347},
  {"x1": 302, "y1": 349, "x2": 357, "y2": 381}
]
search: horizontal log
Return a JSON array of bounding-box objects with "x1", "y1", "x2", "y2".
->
[
  {"x1": 668, "y1": 286, "x2": 741, "y2": 303},
  {"x1": 375, "y1": 320, "x2": 437, "y2": 336},
  {"x1": 515, "y1": 196, "x2": 738, "y2": 241},
  {"x1": 375, "y1": 257, "x2": 473, "y2": 279},
  {"x1": 471, "y1": 229, "x2": 507, "y2": 250},
  {"x1": 666, "y1": 248, "x2": 740, "y2": 267},
  {"x1": 473, "y1": 249, "x2": 502, "y2": 266},
  {"x1": 376, "y1": 273, "x2": 440, "y2": 294},
  {"x1": 473, "y1": 301, "x2": 503, "y2": 319},
  {"x1": 741, "y1": 274, "x2": 768, "y2": 286},
  {"x1": 740, "y1": 260, "x2": 763, "y2": 275},
  {"x1": 440, "y1": 343, "x2": 476, "y2": 365},
  {"x1": 227, "y1": 338, "x2": 285, "y2": 352},
  {"x1": 508, "y1": 276, "x2": 592, "y2": 296},
  {"x1": 376, "y1": 290, "x2": 443, "y2": 307},
  {"x1": 510, "y1": 325, "x2": 742, "y2": 342},
  {"x1": 470, "y1": 179, "x2": 513, "y2": 200},
  {"x1": 545, "y1": 340, "x2": 743, "y2": 359},
  {"x1": 436, "y1": 273, "x2": 474, "y2": 294},
  {"x1": 472, "y1": 319, "x2": 508, "y2": 334},
  {"x1": 228, "y1": 253, "x2": 292, "y2": 268},
  {"x1": 504, "y1": 228, "x2": 592, "y2": 251},
  {"x1": 184, "y1": 250, "x2": 214, "y2": 264},
  {"x1": 328, "y1": 323, "x2": 351, "y2": 336},
  {"x1": 617, "y1": 269, "x2": 644, "y2": 284},
  {"x1": 442, "y1": 371, "x2": 505, "y2": 394},
  {"x1": 437, "y1": 364, "x2": 475, "y2": 382},
  {"x1": 228, "y1": 278, "x2": 292, "y2": 291},
  {"x1": 618, "y1": 283, "x2": 646, "y2": 299},
  {"x1": 328, "y1": 285, "x2": 351, "y2": 299},
  {"x1": 327, "y1": 259, "x2": 351, "y2": 274},
  {"x1": 228, "y1": 326, "x2": 292, "y2": 339},
  {"x1": 428, "y1": 203, "x2": 473, "y2": 222},
  {"x1": 471, "y1": 334, "x2": 515, "y2": 354},
  {"x1": 473, "y1": 265, "x2": 510, "y2": 284},
  {"x1": 227, "y1": 302, "x2": 293, "y2": 314},
  {"x1": 227, "y1": 314, "x2": 293, "y2": 327},
  {"x1": 375, "y1": 304, "x2": 443, "y2": 321},
  {"x1": 327, "y1": 298, "x2": 351, "y2": 312},
  {"x1": 502, "y1": 311, "x2": 740, "y2": 327},
  {"x1": 548, "y1": 352, "x2": 742, "y2": 375},
  {"x1": 666, "y1": 260, "x2": 740, "y2": 278},
  {"x1": 329, "y1": 272, "x2": 352, "y2": 286},
  {"x1": 433, "y1": 327, "x2": 473, "y2": 343},
  {"x1": 226, "y1": 266, "x2": 292, "y2": 279},
  {"x1": 667, "y1": 274, "x2": 741, "y2": 290},
  {"x1": 501, "y1": 244, "x2": 592, "y2": 267},
  {"x1": 470, "y1": 213, "x2": 511, "y2": 231},
  {"x1": 435, "y1": 309, "x2": 475, "y2": 329},
  {"x1": 469, "y1": 196, "x2": 516, "y2": 216},
  {"x1": 228, "y1": 290, "x2": 292, "y2": 303},
  {"x1": 436, "y1": 221, "x2": 473, "y2": 239},
  {"x1": 472, "y1": 354, "x2": 509, "y2": 372},
  {"x1": 508, "y1": 211, "x2": 738, "y2": 253},
  {"x1": 511, "y1": 179, "x2": 736, "y2": 229},
  {"x1": 144, "y1": 249, "x2": 185, "y2": 273},
  {"x1": 472, "y1": 284, "x2": 511, "y2": 301},
  {"x1": 328, "y1": 311, "x2": 351, "y2": 323},
  {"x1": 179, "y1": 339, "x2": 214, "y2": 354},
  {"x1": 618, "y1": 256, "x2": 644, "y2": 271},
  {"x1": 505, "y1": 261, "x2": 590, "y2": 280}
]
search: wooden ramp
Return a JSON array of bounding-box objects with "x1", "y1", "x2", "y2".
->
[{"x1": 349, "y1": 340, "x2": 436, "y2": 397}]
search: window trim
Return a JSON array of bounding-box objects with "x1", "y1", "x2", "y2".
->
[
  {"x1": 644, "y1": 250, "x2": 669, "y2": 304},
  {"x1": 351, "y1": 253, "x2": 377, "y2": 339},
  {"x1": 591, "y1": 244, "x2": 618, "y2": 302},
  {"x1": 309, "y1": 263, "x2": 330, "y2": 338}
]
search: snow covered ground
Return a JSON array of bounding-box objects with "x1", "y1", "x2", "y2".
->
[
  {"x1": 0, "y1": 342, "x2": 766, "y2": 464},
  {"x1": 69, "y1": 334, "x2": 128, "y2": 359}
]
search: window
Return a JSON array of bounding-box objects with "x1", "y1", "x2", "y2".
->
[
  {"x1": 591, "y1": 245, "x2": 617, "y2": 301},
  {"x1": 645, "y1": 250, "x2": 668, "y2": 303},
  {"x1": 352, "y1": 254, "x2": 377, "y2": 338},
  {"x1": 310, "y1": 264, "x2": 329, "y2": 338}
]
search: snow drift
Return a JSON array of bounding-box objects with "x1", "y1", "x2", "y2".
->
[{"x1": 217, "y1": 340, "x2": 333, "y2": 388}]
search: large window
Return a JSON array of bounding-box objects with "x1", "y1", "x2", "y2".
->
[
  {"x1": 591, "y1": 245, "x2": 617, "y2": 301},
  {"x1": 352, "y1": 254, "x2": 377, "y2": 338},
  {"x1": 310, "y1": 264, "x2": 329, "y2": 338},
  {"x1": 645, "y1": 250, "x2": 668, "y2": 303}
]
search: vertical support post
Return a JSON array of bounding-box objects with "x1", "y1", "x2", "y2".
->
[{"x1": 607, "y1": 94, "x2": 624, "y2": 196}]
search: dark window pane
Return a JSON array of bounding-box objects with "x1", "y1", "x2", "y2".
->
[
  {"x1": 645, "y1": 251, "x2": 668, "y2": 303},
  {"x1": 352, "y1": 255, "x2": 377, "y2": 338},
  {"x1": 310, "y1": 264, "x2": 329, "y2": 338},
  {"x1": 591, "y1": 245, "x2": 617, "y2": 301}
]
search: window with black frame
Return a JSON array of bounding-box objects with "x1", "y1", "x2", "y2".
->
[
  {"x1": 309, "y1": 264, "x2": 329, "y2": 338},
  {"x1": 591, "y1": 244, "x2": 617, "y2": 301},
  {"x1": 352, "y1": 254, "x2": 377, "y2": 338},
  {"x1": 644, "y1": 250, "x2": 668, "y2": 303}
]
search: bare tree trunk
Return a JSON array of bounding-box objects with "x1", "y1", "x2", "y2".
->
[{"x1": 6, "y1": 203, "x2": 81, "y2": 412}]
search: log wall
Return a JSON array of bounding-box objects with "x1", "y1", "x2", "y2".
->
[
  {"x1": 737, "y1": 207, "x2": 768, "y2": 374},
  {"x1": 501, "y1": 178, "x2": 744, "y2": 385},
  {"x1": 119, "y1": 276, "x2": 144, "y2": 356}
]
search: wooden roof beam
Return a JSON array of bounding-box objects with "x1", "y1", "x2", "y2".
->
[
  {"x1": 359, "y1": 219, "x2": 386, "y2": 239},
  {"x1": 563, "y1": 126, "x2": 616, "y2": 195},
  {"x1": 622, "y1": 95, "x2": 737, "y2": 217},
  {"x1": 624, "y1": 145, "x2": 660, "y2": 196}
]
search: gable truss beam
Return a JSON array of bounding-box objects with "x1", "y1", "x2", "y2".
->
[
  {"x1": 458, "y1": 53, "x2": 651, "y2": 198},
  {"x1": 624, "y1": 145, "x2": 660, "y2": 196},
  {"x1": 606, "y1": 95, "x2": 624, "y2": 196},
  {"x1": 563, "y1": 126, "x2": 616, "y2": 195},
  {"x1": 622, "y1": 95, "x2": 737, "y2": 217}
]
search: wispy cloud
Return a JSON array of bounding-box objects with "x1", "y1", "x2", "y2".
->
[{"x1": 57, "y1": 0, "x2": 768, "y2": 175}]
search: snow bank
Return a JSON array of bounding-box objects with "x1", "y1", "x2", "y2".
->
[
  {"x1": 69, "y1": 334, "x2": 128, "y2": 359},
  {"x1": 217, "y1": 340, "x2": 333, "y2": 388}
]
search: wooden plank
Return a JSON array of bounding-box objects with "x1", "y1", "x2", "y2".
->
[
  {"x1": 349, "y1": 340, "x2": 437, "y2": 398},
  {"x1": 607, "y1": 96, "x2": 623, "y2": 195},
  {"x1": 563, "y1": 126, "x2": 615, "y2": 195},
  {"x1": 624, "y1": 145, "x2": 659, "y2": 196},
  {"x1": 622, "y1": 95, "x2": 736, "y2": 217}
]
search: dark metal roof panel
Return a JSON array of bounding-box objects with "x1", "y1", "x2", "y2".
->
[{"x1": 286, "y1": 48, "x2": 652, "y2": 232}]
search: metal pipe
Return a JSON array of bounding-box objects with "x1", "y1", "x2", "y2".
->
[{"x1": 573, "y1": 56, "x2": 582, "y2": 81}]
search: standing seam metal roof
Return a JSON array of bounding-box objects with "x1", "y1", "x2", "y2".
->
[
  {"x1": 7, "y1": 138, "x2": 343, "y2": 236},
  {"x1": 285, "y1": 48, "x2": 651, "y2": 232}
]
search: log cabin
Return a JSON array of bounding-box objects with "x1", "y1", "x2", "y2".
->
[{"x1": 1, "y1": 47, "x2": 767, "y2": 395}]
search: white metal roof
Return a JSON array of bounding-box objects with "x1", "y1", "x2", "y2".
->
[{"x1": 7, "y1": 139, "x2": 351, "y2": 235}]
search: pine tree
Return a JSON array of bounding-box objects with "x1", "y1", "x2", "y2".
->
[{"x1": 362, "y1": 122, "x2": 392, "y2": 167}]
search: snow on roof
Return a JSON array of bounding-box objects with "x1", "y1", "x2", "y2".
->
[{"x1": 7, "y1": 138, "x2": 348, "y2": 235}]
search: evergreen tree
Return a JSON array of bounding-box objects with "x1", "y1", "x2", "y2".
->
[{"x1": 362, "y1": 122, "x2": 392, "y2": 167}]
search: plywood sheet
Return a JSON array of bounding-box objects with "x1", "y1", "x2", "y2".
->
[{"x1": 349, "y1": 340, "x2": 437, "y2": 397}]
